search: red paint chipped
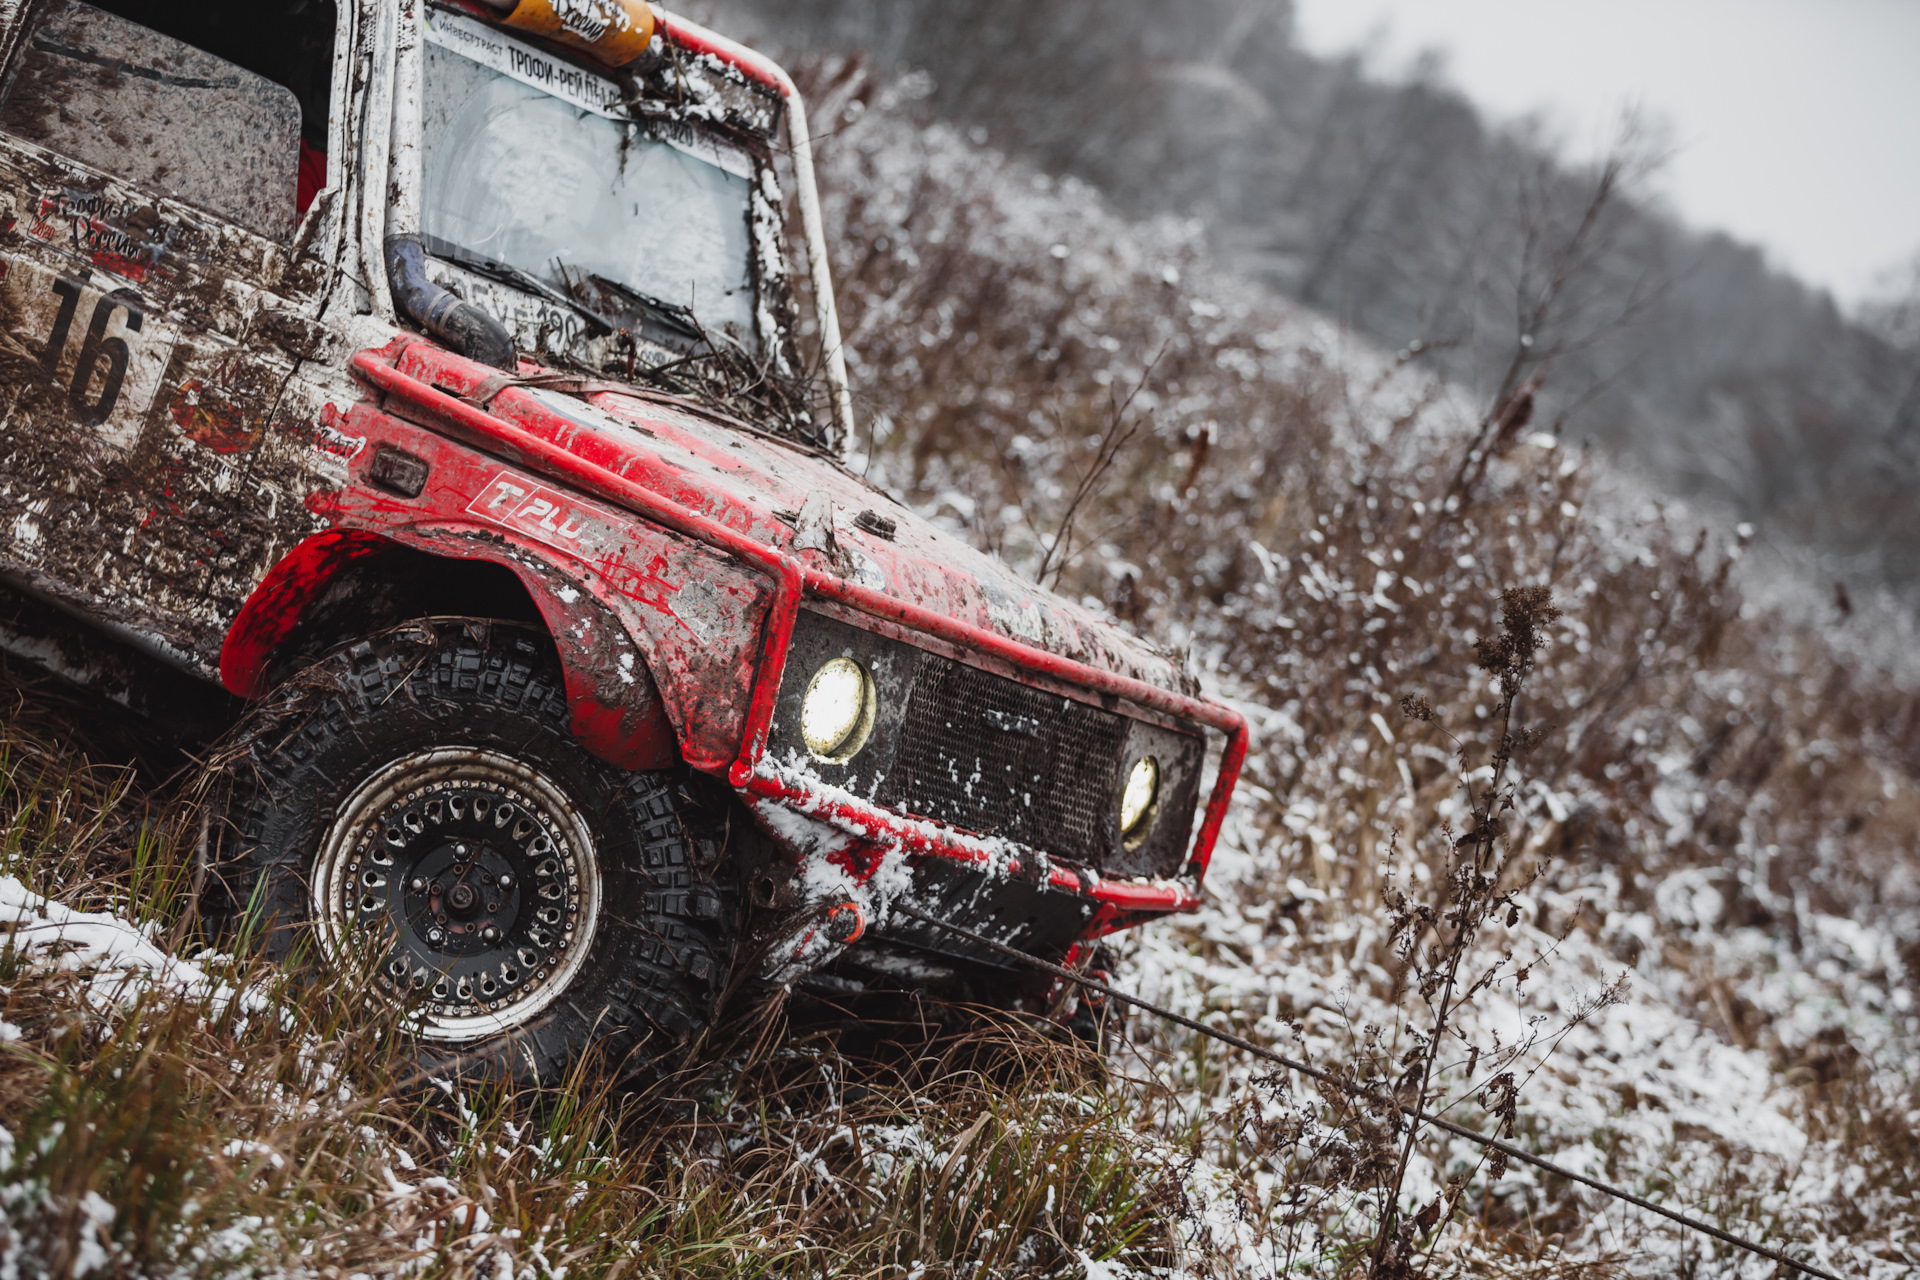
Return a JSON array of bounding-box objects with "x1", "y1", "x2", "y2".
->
[{"x1": 169, "y1": 380, "x2": 259, "y2": 453}]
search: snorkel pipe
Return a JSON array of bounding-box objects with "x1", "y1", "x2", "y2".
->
[
  {"x1": 385, "y1": 1, "x2": 517, "y2": 371},
  {"x1": 383, "y1": 235, "x2": 517, "y2": 370}
]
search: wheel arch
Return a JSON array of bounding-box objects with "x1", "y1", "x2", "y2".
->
[{"x1": 221, "y1": 529, "x2": 680, "y2": 772}]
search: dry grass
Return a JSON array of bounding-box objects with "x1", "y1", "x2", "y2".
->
[{"x1": 0, "y1": 679, "x2": 1186, "y2": 1275}]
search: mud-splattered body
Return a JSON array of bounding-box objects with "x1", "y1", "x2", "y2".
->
[{"x1": 0, "y1": 0, "x2": 1244, "y2": 986}]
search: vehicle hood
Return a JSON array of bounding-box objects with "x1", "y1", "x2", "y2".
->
[{"x1": 391, "y1": 345, "x2": 1195, "y2": 699}]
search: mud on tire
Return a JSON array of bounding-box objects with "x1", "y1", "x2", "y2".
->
[{"x1": 206, "y1": 618, "x2": 729, "y2": 1085}]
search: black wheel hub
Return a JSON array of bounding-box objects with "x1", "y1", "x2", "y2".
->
[
  {"x1": 410, "y1": 833, "x2": 518, "y2": 945},
  {"x1": 322, "y1": 760, "x2": 594, "y2": 1035}
]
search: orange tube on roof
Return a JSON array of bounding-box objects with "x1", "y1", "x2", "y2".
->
[{"x1": 500, "y1": 0, "x2": 656, "y2": 67}]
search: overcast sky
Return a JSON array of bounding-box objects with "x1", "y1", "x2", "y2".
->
[{"x1": 1291, "y1": 0, "x2": 1920, "y2": 308}]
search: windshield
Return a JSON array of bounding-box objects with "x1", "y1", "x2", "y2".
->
[{"x1": 421, "y1": 8, "x2": 757, "y2": 354}]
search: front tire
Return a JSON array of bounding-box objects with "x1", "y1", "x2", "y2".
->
[{"x1": 208, "y1": 619, "x2": 728, "y2": 1085}]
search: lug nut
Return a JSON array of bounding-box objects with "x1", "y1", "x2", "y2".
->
[
  {"x1": 481, "y1": 926, "x2": 500, "y2": 942},
  {"x1": 427, "y1": 927, "x2": 444, "y2": 943},
  {"x1": 410, "y1": 877, "x2": 425, "y2": 892},
  {"x1": 498, "y1": 874, "x2": 513, "y2": 889}
]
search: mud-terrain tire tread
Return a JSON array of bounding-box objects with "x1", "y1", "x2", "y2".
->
[{"x1": 206, "y1": 618, "x2": 726, "y2": 1085}]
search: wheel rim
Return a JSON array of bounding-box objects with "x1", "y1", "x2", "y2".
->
[{"x1": 313, "y1": 748, "x2": 601, "y2": 1043}]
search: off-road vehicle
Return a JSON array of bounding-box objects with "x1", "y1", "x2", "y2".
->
[{"x1": 0, "y1": 0, "x2": 1247, "y2": 1078}]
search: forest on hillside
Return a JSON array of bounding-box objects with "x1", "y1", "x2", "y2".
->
[{"x1": 713, "y1": 0, "x2": 1920, "y2": 602}]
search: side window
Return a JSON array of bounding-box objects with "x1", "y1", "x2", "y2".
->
[{"x1": 0, "y1": 0, "x2": 332, "y2": 242}]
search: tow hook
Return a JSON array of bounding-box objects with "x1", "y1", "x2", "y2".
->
[{"x1": 825, "y1": 901, "x2": 866, "y2": 945}]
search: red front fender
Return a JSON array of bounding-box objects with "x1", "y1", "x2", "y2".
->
[{"x1": 220, "y1": 528, "x2": 679, "y2": 772}]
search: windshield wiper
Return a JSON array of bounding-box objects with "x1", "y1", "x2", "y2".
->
[
  {"x1": 423, "y1": 236, "x2": 616, "y2": 338},
  {"x1": 581, "y1": 272, "x2": 708, "y2": 347}
]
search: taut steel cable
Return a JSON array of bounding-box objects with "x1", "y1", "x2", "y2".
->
[{"x1": 890, "y1": 904, "x2": 1843, "y2": 1280}]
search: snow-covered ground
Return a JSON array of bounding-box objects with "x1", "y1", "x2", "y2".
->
[
  {"x1": 799, "y1": 85, "x2": 1917, "y2": 1275},
  {"x1": 0, "y1": 877, "x2": 553, "y2": 1279},
  {"x1": 1116, "y1": 802, "x2": 1914, "y2": 1275}
]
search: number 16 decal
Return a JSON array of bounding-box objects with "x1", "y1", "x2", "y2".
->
[
  {"x1": 45, "y1": 271, "x2": 145, "y2": 427},
  {"x1": 2, "y1": 254, "x2": 177, "y2": 452}
]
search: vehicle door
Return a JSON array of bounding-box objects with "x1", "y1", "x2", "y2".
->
[{"x1": 0, "y1": 0, "x2": 347, "y2": 672}]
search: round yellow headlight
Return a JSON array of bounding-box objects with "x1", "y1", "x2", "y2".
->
[
  {"x1": 1120, "y1": 755, "x2": 1160, "y2": 843},
  {"x1": 801, "y1": 657, "x2": 876, "y2": 762}
]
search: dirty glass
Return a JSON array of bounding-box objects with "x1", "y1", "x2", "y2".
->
[
  {"x1": 421, "y1": 20, "x2": 758, "y2": 353},
  {"x1": 0, "y1": 0, "x2": 303, "y2": 240}
]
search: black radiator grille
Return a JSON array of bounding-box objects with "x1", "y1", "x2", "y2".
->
[
  {"x1": 768, "y1": 610, "x2": 1205, "y2": 877},
  {"x1": 875, "y1": 655, "x2": 1130, "y2": 865}
]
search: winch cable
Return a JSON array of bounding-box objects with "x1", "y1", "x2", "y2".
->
[{"x1": 890, "y1": 904, "x2": 1841, "y2": 1280}]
